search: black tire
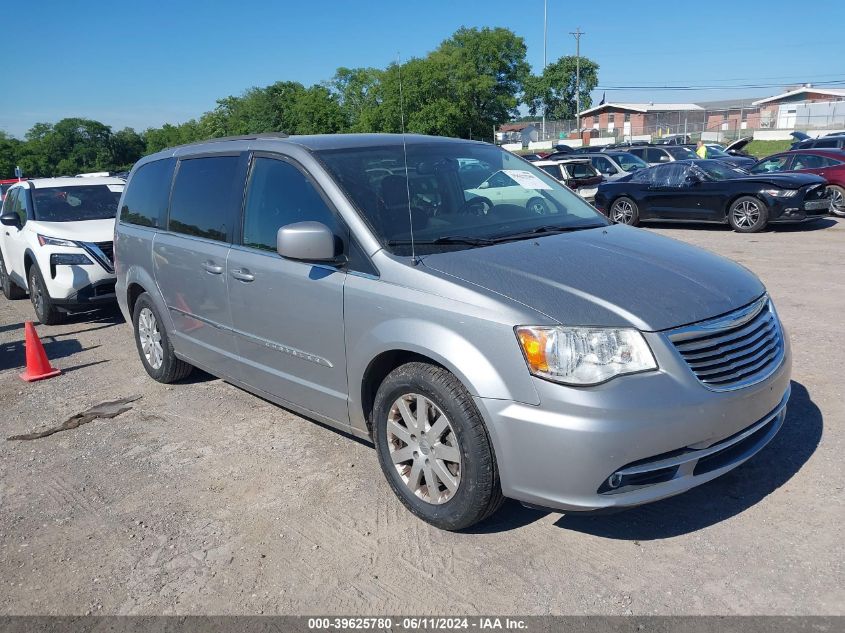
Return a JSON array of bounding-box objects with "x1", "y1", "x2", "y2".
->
[
  {"x1": 28, "y1": 265, "x2": 63, "y2": 325},
  {"x1": 827, "y1": 185, "x2": 845, "y2": 217},
  {"x1": 132, "y1": 292, "x2": 192, "y2": 383},
  {"x1": 526, "y1": 196, "x2": 550, "y2": 215},
  {"x1": 0, "y1": 252, "x2": 25, "y2": 300},
  {"x1": 728, "y1": 196, "x2": 768, "y2": 233},
  {"x1": 372, "y1": 362, "x2": 504, "y2": 530},
  {"x1": 609, "y1": 196, "x2": 640, "y2": 226}
]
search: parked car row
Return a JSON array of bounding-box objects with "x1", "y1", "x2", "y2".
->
[
  {"x1": 0, "y1": 132, "x2": 809, "y2": 531},
  {"x1": 595, "y1": 159, "x2": 833, "y2": 232}
]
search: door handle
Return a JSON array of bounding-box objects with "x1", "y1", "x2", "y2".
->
[
  {"x1": 230, "y1": 268, "x2": 255, "y2": 282},
  {"x1": 202, "y1": 261, "x2": 223, "y2": 274}
]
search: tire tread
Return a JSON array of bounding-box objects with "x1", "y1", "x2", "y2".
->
[{"x1": 373, "y1": 362, "x2": 503, "y2": 530}]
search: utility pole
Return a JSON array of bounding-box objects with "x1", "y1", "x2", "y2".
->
[
  {"x1": 570, "y1": 27, "x2": 584, "y2": 132},
  {"x1": 542, "y1": 0, "x2": 548, "y2": 139}
]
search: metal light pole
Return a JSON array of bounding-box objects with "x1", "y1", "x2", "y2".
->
[
  {"x1": 570, "y1": 27, "x2": 584, "y2": 132},
  {"x1": 542, "y1": 0, "x2": 548, "y2": 139}
]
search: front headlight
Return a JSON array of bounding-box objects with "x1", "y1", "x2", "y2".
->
[
  {"x1": 38, "y1": 234, "x2": 78, "y2": 247},
  {"x1": 515, "y1": 325, "x2": 657, "y2": 386},
  {"x1": 761, "y1": 189, "x2": 797, "y2": 198}
]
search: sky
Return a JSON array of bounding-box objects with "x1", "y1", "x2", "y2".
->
[{"x1": 1, "y1": 0, "x2": 844, "y2": 138}]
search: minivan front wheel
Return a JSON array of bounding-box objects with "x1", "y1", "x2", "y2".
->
[
  {"x1": 132, "y1": 293, "x2": 192, "y2": 383},
  {"x1": 372, "y1": 362, "x2": 503, "y2": 530}
]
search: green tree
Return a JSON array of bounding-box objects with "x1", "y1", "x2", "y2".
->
[
  {"x1": 0, "y1": 132, "x2": 22, "y2": 179},
  {"x1": 524, "y1": 55, "x2": 599, "y2": 121},
  {"x1": 355, "y1": 27, "x2": 530, "y2": 140},
  {"x1": 291, "y1": 85, "x2": 345, "y2": 134},
  {"x1": 330, "y1": 67, "x2": 383, "y2": 131},
  {"x1": 111, "y1": 128, "x2": 145, "y2": 170}
]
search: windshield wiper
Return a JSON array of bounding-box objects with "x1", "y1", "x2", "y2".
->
[
  {"x1": 489, "y1": 223, "x2": 605, "y2": 242},
  {"x1": 386, "y1": 236, "x2": 496, "y2": 247}
]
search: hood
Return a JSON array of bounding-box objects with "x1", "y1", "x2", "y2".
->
[
  {"x1": 725, "y1": 136, "x2": 753, "y2": 153},
  {"x1": 30, "y1": 218, "x2": 115, "y2": 243},
  {"x1": 790, "y1": 131, "x2": 810, "y2": 141},
  {"x1": 421, "y1": 225, "x2": 764, "y2": 331},
  {"x1": 731, "y1": 172, "x2": 825, "y2": 188}
]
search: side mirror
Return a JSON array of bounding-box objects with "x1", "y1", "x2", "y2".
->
[
  {"x1": 0, "y1": 212, "x2": 21, "y2": 228},
  {"x1": 477, "y1": 181, "x2": 490, "y2": 189},
  {"x1": 276, "y1": 221, "x2": 340, "y2": 263},
  {"x1": 685, "y1": 174, "x2": 701, "y2": 186},
  {"x1": 658, "y1": 155, "x2": 671, "y2": 163}
]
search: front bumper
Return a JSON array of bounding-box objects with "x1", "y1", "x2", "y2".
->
[
  {"x1": 767, "y1": 194, "x2": 831, "y2": 223},
  {"x1": 475, "y1": 330, "x2": 792, "y2": 512},
  {"x1": 41, "y1": 255, "x2": 116, "y2": 308}
]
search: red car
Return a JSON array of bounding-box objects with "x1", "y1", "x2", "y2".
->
[{"x1": 750, "y1": 149, "x2": 845, "y2": 217}]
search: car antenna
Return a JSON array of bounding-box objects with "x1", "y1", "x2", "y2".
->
[{"x1": 397, "y1": 52, "x2": 418, "y2": 265}]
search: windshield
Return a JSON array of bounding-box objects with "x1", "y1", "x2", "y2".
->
[
  {"x1": 614, "y1": 153, "x2": 649, "y2": 172},
  {"x1": 693, "y1": 160, "x2": 744, "y2": 181},
  {"x1": 315, "y1": 141, "x2": 608, "y2": 255},
  {"x1": 33, "y1": 184, "x2": 123, "y2": 222},
  {"x1": 704, "y1": 145, "x2": 729, "y2": 157},
  {"x1": 666, "y1": 146, "x2": 697, "y2": 160}
]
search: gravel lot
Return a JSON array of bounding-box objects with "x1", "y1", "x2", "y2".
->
[{"x1": 1, "y1": 218, "x2": 842, "y2": 616}]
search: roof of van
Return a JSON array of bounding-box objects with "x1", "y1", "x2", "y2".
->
[{"x1": 148, "y1": 133, "x2": 487, "y2": 159}]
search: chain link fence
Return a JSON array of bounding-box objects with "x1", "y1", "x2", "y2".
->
[{"x1": 500, "y1": 110, "x2": 845, "y2": 149}]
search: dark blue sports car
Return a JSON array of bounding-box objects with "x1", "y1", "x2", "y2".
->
[{"x1": 594, "y1": 159, "x2": 831, "y2": 232}]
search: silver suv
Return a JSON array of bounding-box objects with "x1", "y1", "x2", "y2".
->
[{"x1": 115, "y1": 133, "x2": 792, "y2": 530}]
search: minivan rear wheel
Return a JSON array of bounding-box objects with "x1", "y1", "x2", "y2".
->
[
  {"x1": 132, "y1": 292, "x2": 192, "y2": 383},
  {"x1": 372, "y1": 362, "x2": 503, "y2": 530}
]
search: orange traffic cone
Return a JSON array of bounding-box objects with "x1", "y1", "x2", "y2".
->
[{"x1": 19, "y1": 321, "x2": 61, "y2": 382}]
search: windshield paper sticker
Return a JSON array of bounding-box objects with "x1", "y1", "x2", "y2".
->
[{"x1": 502, "y1": 170, "x2": 552, "y2": 190}]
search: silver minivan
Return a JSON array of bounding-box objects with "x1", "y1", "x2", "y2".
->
[{"x1": 115, "y1": 133, "x2": 791, "y2": 530}]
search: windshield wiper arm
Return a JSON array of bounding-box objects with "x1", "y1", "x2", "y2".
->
[
  {"x1": 386, "y1": 236, "x2": 496, "y2": 246},
  {"x1": 489, "y1": 224, "x2": 604, "y2": 242}
]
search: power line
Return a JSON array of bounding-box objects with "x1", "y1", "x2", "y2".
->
[{"x1": 596, "y1": 79, "x2": 845, "y2": 91}]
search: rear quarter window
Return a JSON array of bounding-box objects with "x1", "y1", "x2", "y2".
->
[{"x1": 120, "y1": 158, "x2": 176, "y2": 228}]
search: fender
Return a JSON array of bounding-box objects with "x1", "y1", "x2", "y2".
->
[
  {"x1": 346, "y1": 316, "x2": 541, "y2": 433},
  {"x1": 119, "y1": 262, "x2": 174, "y2": 334}
]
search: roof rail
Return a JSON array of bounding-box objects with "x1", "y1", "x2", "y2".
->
[{"x1": 167, "y1": 132, "x2": 291, "y2": 151}]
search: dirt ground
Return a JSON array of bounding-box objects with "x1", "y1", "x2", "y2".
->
[{"x1": 1, "y1": 218, "x2": 842, "y2": 616}]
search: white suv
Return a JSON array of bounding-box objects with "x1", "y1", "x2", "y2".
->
[{"x1": 0, "y1": 177, "x2": 124, "y2": 324}]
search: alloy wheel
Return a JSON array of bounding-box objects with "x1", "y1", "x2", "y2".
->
[
  {"x1": 138, "y1": 307, "x2": 164, "y2": 370},
  {"x1": 611, "y1": 199, "x2": 635, "y2": 224},
  {"x1": 529, "y1": 199, "x2": 548, "y2": 215},
  {"x1": 386, "y1": 393, "x2": 461, "y2": 505},
  {"x1": 732, "y1": 200, "x2": 761, "y2": 228},
  {"x1": 829, "y1": 187, "x2": 844, "y2": 215}
]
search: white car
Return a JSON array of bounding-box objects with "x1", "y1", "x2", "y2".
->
[
  {"x1": 465, "y1": 170, "x2": 553, "y2": 214},
  {"x1": 533, "y1": 159, "x2": 604, "y2": 203},
  {"x1": 0, "y1": 177, "x2": 124, "y2": 324}
]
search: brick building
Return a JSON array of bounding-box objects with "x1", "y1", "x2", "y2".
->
[{"x1": 577, "y1": 103, "x2": 704, "y2": 138}]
